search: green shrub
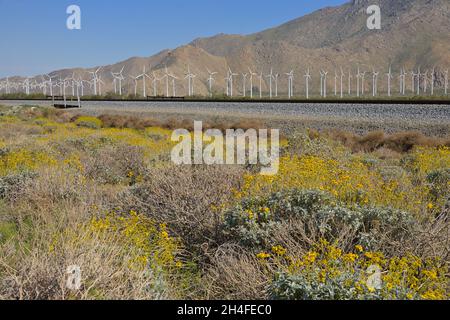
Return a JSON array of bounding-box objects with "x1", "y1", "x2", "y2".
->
[{"x1": 222, "y1": 189, "x2": 415, "y2": 250}]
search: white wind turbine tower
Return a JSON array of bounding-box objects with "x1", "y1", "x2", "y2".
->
[
  {"x1": 137, "y1": 66, "x2": 151, "y2": 97},
  {"x1": 88, "y1": 67, "x2": 102, "y2": 95},
  {"x1": 348, "y1": 70, "x2": 352, "y2": 96},
  {"x1": 111, "y1": 67, "x2": 125, "y2": 95},
  {"x1": 41, "y1": 76, "x2": 47, "y2": 96},
  {"x1": 320, "y1": 70, "x2": 324, "y2": 97},
  {"x1": 129, "y1": 74, "x2": 139, "y2": 96},
  {"x1": 228, "y1": 67, "x2": 238, "y2": 97},
  {"x1": 401, "y1": 68, "x2": 407, "y2": 95},
  {"x1": 23, "y1": 77, "x2": 30, "y2": 95},
  {"x1": 225, "y1": 72, "x2": 230, "y2": 96},
  {"x1": 334, "y1": 70, "x2": 338, "y2": 96},
  {"x1": 266, "y1": 68, "x2": 275, "y2": 99},
  {"x1": 372, "y1": 68, "x2": 379, "y2": 97},
  {"x1": 360, "y1": 71, "x2": 366, "y2": 96},
  {"x1": 248, "y1": 68, "x2": 257, "y2": 99},
  {"x1": 169, "y1": 73, "x2": 178, "y2": 97},
  {"x1": 286, "y1": 70, "x2": 294, "y2": 99},
  {"x1": 398, "y1": 68, "x2": 404, "y2": 95},
  {"x1": 151, "y1": 72, "x2": 159, "y2": 97},
  {"x1": 430, "y1": 67, "x2": 435, "y2": 96},
  {"x1": 206, "y1": 68, "x2": 218, "y2": 98},
  {"x1": 423, "y1": 70, "x2": 429, "y2": 94},
  {"x1": 304, "y1": 69, "x2": 311, "y2": 100},
  {"x1": 414, "y1": 67, "x2": 421, "y2": 95},
  {"x1": 74, "y1": 77, "x2": 82, "y2": 108},
  {"x1": 118, "y1": 68, "x2": 125, "y2": 96},
  {"x1": 242, "y1": 73, "x2": 248, "y2": 97},
  {"x1": 274, "y1": 73, "x2": 279, "y2": 97},
  {"x1": 163, "y1": 67, "x2": 170, "y2": 97},
  {"x1": 386, "y1": 66, "x2": 393, "y2": 97},
  {"x1": 80, "y1": 79, "x2": 88, "y2": 97},
  {"x1": 258, "y1": 72, "x2": 263, "y2": 98},
  {"x1": 322, "y1": 70, "x2": 328, "y2": 98},
  {"x1": 97, "y1": 75, "x2": 105, "y2": 96},
  {"x1": 185, "y1": 65, "x2": 197, "y2": 97},
  {"x1": 340, "y1": 67, "x2": 344, "y2": 98},
  {"x1": 44, "y1": 74, "x2": 57, "y2": 97},
  {"x1": 70, "y1": 73, "x2": 76, "y2": 97},
  {"x1": 162, "y1": 66, "x2": 178, "y2": 97},
  {"x1": 112, "y1": 73, "x2": 118, "y2": 94},
  {"x1": 356, "y1": 67, "x2": 361, "y2": 97}
]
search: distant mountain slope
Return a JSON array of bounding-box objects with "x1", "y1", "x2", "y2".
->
[{"x1": 3, "y1": 0, "x2": 450, "y2": 96}]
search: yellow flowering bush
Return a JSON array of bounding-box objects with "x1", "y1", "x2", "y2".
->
[
  {"x1": 403, "y1": 146, "x2": 450, "y2": 175},
  {"x1": 0, "y1": 149, "x2": 57, "y2": 176},
  {"x1": 269, "y1": 240, "x2": 448, "y2": 300},
  {"x1": 237, "y1": 148, "x2": 445, "y2": 214},
  {"x1": 88, "y1": 210, "x2": 182, "y2": 271},
  {"x1": 74, "y1": 116, "x2": 103, "y2": 129}
]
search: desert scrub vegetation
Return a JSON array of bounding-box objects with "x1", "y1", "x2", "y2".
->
[{"x1": 0, "y1": 105, "x2": 448, "y2": 300}]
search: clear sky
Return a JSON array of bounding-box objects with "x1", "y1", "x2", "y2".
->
[{"x1": 0, "y1": 0, "x2": 348, "y2": 78}]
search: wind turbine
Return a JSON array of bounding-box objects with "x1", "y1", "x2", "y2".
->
[
  {"x1": 129, "y1": 75, "x2": 139, "y2": 96},
  {"x1": 356, "y1": 67, "x2": 361, "y2": 97},
  {"x1": 286, "y1": 70, "x2": 294, "y2": 99},
  {"x1": 44, "y1": 74, "x2": 57, "y2": 97},
  {"x1": 228, "y1": 67, "x2": 238, "y2": 97},
  {"x1": 69, "y1": 73, "x2": 76, "y2": 97},
  {"x1": 274, "y1": 73, "x2": 279, "y2": 97},
  {"x1": 430, "y1": 67, "x2": 435, "y2": 96},
  {"x1": 334, "y1": 70, "x2": 338, "y2": 96},
  {"x1": 386, "y1": 66, "x2": 393, "y2": 97},
  {"x1": 320, "y1": 70, "x2": 324, "y2": 97},
  {"x1": 169, "y1": 73, "x2": 178, "y2": 97},
  {"x1": 340, "y1": 67, "x2": 344, "y2": 98},
  {"x1": 206, "y1": 68, "x2": 217, "y2": 98},
  {"x1": 112, "y1": 66, "x2": 125, "y2": 95},
  {"x1": 88, "y1": 67, "x2": 102, "y2": 95},
  {"x1": 151, "y1": 72, "x2": 159, "y2": 97},
  {"x1": 348, "y1": 70, "x2": 352, "y2": 96},
  {"x1": 415, "y1": 67, "x2": 421, "y2": 95},
  {"x1": 137, "y1": 66, "x2": 151, "y2": 97},
  {"x1": 258, "y1": 72, "x2": 263, "y2": 98},
  {"x1": 242, "y1": 73, "x2": 248, "y2": 97},
  {"x1": 360, "y1": 71, "x2": 366, "y2": 96},
  {"x1": 162, "y1": 66, "x2": 178, "y2": 97},
  {"x1": 112, "y1": 73, "x2": 118, "y2": 94},
  {"x1": 248, "y1": 68, "x2": 257, "y2": 99},
  {"x1": 74, "y1": 77, "x2": 82, "y2": 108},
  {"x1": 97, "y1": 76, "x2": 105, "y2": 96},
  {"x1": 23, "y1": 77, "x2": 30, "y2": 95},
  {"x1": 372, "y1": 68, "x2": 379, "y2": 97},
  {"x1": 80, "y1": 79, "x2": 89, "y2": 97},
  {"x1": 304, "y1": 69, "x2": 311, "y2": 100},
  {"x1": 400, "y1": 68, "x2": 407, "y2": 95},
  {"x1": 322, "y1": 70, "x2": 328, "y2": 98},
  {"x1": 266, "y1": 68, "x2": 275, "y2": 99},
  {"x1": 185, "y1": 65, "x2": 196, "y2": 97}
]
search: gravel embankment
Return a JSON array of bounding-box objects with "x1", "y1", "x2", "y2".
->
[{"x1": 2, "y1": 100, "x2": 449, "y2": 136}]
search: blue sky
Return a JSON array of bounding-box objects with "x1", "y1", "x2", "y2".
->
[{"x1": 0, "y1": 0, "x2": 348, "y2": 77}]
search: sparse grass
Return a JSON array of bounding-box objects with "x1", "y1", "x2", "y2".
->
[{"x1": 0, "y1": 105, "x2": 448, "y2": 300}]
